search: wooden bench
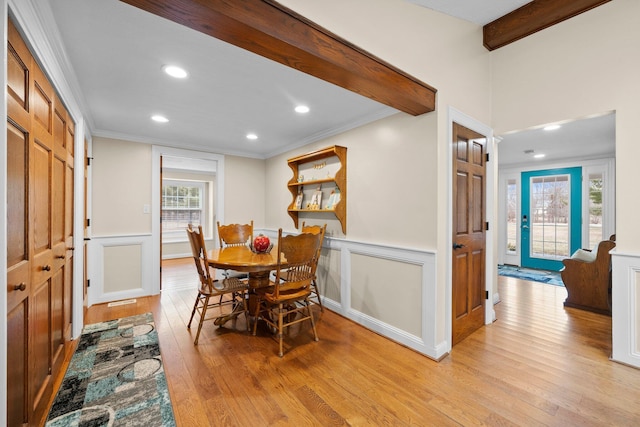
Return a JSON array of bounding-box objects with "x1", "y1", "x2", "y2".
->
[{"x1": 560, "y1": 235, "x2": 616, "y2": 315}]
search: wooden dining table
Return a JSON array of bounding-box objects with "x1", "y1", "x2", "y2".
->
[
  {"x1": 207, "y1": 245, "x2": 281, "y2": 290},
  {"x1": 206, "y1": 245, "x2": 282, "y2": 325}
]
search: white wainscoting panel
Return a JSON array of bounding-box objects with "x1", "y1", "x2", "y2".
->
[
  {"x1": 315, "y1": 236, "x2": 442, "y2": 360},
  {"x1": 87, "y1": 234, "x2": 154, "y2": 306},
  {"x1": 611, "y1": 251, "x2": 640, "y2": 368}
]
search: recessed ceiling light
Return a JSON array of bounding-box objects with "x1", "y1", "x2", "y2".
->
[
  {"x1": 246, "y1": 133, "x2": 258, "y2": 140},
  {"x1": 295, "y1": 105, "x2": 310, "y2": 114},
  {"x1": 151, "y1": 115, "x2": 169, "y2": 123},
  {"x1": 162, "y1": 65, "x2": 188, "y2": 79},
  {"x1": 534, "y1": 153, "x2": 546, "y2": 158},
  {"x1": 544, "y1": 124, "x2": 561, "y2": 131}
]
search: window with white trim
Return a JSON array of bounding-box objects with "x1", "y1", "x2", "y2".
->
[
  {"x1": 162, "y1": 180, "x2": 205, "y2": 240},
  {"x1": 587, "y1": 172, "x2": 603, "y2": 247},
  {"x1": 506, "y1": 178, "x2": 517, "y2": 254}
]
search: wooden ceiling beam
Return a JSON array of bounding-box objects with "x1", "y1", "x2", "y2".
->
[
  {"x1": 119, "y1": 0, "x2": 436, "y2": 115},
  {"x1": 483, "y1": 0, "x2": 612, "y2": 51}
]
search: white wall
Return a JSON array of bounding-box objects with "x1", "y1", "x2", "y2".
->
[
  {"x1": 92, "y1": 140, "x2": 268, "y2": 239},
  {"x1": 224, "y1": 155, "x2": 266, "y2": 227},
  {"x1": 92, "y1": 137, "x2": 152, "y2": 236},
  {"x1": 266, "y1": 112, "x2": 439, "y2": 244}
]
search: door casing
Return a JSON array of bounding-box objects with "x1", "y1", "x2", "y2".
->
[{"x1": 151, "y1": 146, "x2": 225, "y2": 296}]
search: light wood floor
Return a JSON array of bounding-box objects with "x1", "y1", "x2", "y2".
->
[
  {"x1": 79, "y1": 261, "x2": 640, "y2": 426},
  {"x1": 161, "y1": 257, "x2": 201, "y2": 291}
]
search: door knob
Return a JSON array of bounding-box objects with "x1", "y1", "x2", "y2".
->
[
  {"x1": 14, "y1": 283, "x2": 26, "y2": 292},
  {"x1": 42, "y1": 265, "x2": 51, "y2": 271},
  {"x1": 453, "y1": 243, "x2": 465, "y2": 250}
]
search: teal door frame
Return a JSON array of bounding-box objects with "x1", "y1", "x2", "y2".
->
[{"x1": 521, "y1": 167, "x2": 582, "y2": 271}]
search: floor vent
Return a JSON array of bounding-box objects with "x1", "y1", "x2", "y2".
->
[{"x1": 107, "y1": 299, "x2": 137, "y2": 307}]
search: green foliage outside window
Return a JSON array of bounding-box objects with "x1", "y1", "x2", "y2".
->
[{"x1": 589, "y1": 178, "x2": 603, "y2": 219}]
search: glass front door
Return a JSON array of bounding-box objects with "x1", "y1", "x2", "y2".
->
[{"x1": 521, "y1": 167, "x2": 582, "y2": 271}]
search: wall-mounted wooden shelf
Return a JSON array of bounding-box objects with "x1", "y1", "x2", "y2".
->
[{"x1": 287, "y1": 145, "x2": 347, "y2": 234}]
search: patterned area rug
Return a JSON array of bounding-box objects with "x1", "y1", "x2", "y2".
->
[
  {"x1": 498, "y1": 264, "x2": 564, "y2": 287},
  {"x1": 46, "y1": 313, "x2": 176, "y2": 427}
]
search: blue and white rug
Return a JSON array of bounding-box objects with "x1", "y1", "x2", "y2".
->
[
  {"x1": 46, "y1": 312, "x2": 175, "y2": 427},
  {"x1": 498, "y1": 264, "x2": 564, "y2": 287}
]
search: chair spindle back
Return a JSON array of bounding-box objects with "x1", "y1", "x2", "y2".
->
[
  {"x1": 217, "y1": 221, "x2": 253, "y2": 247},
  {"x1": 272, "y1": 230, "x2": 321, "y2": 299},
  {"x1": 187, "y1": 224, "x2": 214, "y2": 292}
]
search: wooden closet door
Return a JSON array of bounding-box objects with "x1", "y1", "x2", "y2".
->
[
  {"x1": 7, "y1": 120, "x2": 30, "y2": 427},
  {"x1": 64, "y1": 120, "x2": 75, "y2": 340},
  {"x1": 54, "y1": 97, "x2": 74, "y2": 343},
  {"x1": 30, "y1": 53, "x2": 57, "y2": 424},
  {"x1": 7, "y1": 19, "x2": 33, "y2": 426},
  {"x1": 6, "y1": 18, "x2": 75, "y2": 426},
  {"x1": 52, "y1": 96, "x2": 73, "y2": 367}
]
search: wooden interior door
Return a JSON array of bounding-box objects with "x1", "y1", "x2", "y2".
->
[
  {"x1": 452, "y1": 122, "x2": 487, "y2": 346},
  {"x1": 6, "y1": 18, "x2": 75, "y2": 426}
]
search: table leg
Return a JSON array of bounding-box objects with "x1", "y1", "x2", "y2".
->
[
  {"x1": 247, "y1": 270, "x2": 271, "y2": 312},
  {"x1": 248, "y1": 270, "x2": 271, "y2": 289}
]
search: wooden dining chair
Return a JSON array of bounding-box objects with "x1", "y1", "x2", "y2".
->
[
  {"x1": 217, "y1": 220, "x2": 253, "y2": 280},
  {"x1": 275, "y1": 222, "x2": 326, "y2": 312},
  {"x1": 252, "y1": 228, "x2": 322, "y2": 357},
  {"x1": 186, "y1": 224, "x2": 249, "y2": 344},
  {"x1": 217, "y1": 220, "x2": 254, "y2": 247},
  {"x1": 299, "y1": 222, "x2": 326, "y2": 311}
]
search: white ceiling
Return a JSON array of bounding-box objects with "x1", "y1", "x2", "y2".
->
[
  {"x1": 407, "y1": 0, "x2": 531, "y2": 25},
  {"x1": 497, "y1": 113, "x2": 615, "y2": 167},
  {"x1": 44, "y1": 0, "x2": 615, "y2": 164}
]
